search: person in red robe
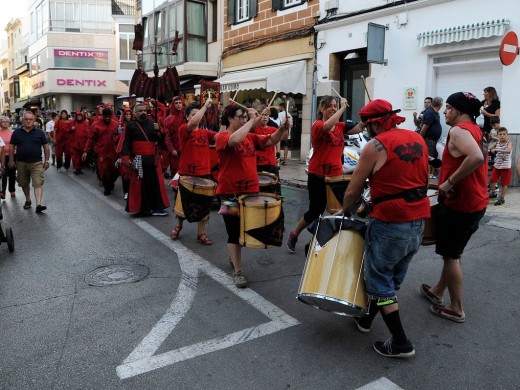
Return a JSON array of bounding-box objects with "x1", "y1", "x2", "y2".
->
[
  {"x1": 82, "y1": 108, "x2": 120, "y2": 195},
  {"x1": 115, "y1": 108, "x2": 134, "y2": 199},
  {"x1": 54, "y1": 110, "x2": 74, "y2": 171},
  {"x1": 162, "y1": 96, "x2": 185, "y2": 178},
  {"x1": 70, "y1": 110, "x2": 90, "y2": 175},
  {"x1": 119, "y1": 103, "x2": 170, "y2": 217}
]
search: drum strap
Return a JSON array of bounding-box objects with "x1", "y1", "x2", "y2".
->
[{"x1": 371, "y1": 186, "x2": 427, "y2": 206}]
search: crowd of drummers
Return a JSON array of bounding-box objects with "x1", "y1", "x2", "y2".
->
[{"x1": 1, "y1": 90, "x2": 493, "y2": 359}]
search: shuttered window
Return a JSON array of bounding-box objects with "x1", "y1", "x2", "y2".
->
[{"x1": 227, "y1": 0, "x2": 258, "y2": 25}]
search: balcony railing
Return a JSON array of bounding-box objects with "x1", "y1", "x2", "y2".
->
[{"x1": 112, "y1": 0, "x2": 136, "y2": 16}]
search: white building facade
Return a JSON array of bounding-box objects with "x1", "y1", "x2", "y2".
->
[
  {"x1": 27, "y1": 0, "x2": 135, "y2": 112},
  {"x1": 315, "y1": 0, "x2": 520, "y2": 183}
]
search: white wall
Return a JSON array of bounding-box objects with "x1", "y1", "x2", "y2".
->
[{"x1": 316, "y1": 0, "x2": 520, "y2": 133}]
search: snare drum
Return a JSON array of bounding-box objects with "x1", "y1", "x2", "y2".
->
[
  {"x1": 174, "y1": 176, "x2": 217, "y2": 222},
  {"x1": 298, "y1": 216, "x2": 368, "y2": 317},
  {"x1": 422, "y1": 189, "x2": 439, "y2": 245},
  {"x1": 258, "y1": 172, "x2": 279, "y2": 194},
  {"x1": 325, "y1": 174, "x2": 352, "y2": 214},
  {"x1": 239, "y1": 193, "x2": 284, "y2": 249}
]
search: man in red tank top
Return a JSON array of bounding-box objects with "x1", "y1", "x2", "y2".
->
[
  {"x1": 421, "y1": 92, "x2": 487, "y2": 324},
  {"x1": 340, "y1": 99, "x2": 430, "y2": 358}
]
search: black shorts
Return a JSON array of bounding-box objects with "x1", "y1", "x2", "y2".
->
[
  {"x1": 280, "y1": 139, "x2": 290, "y2": 148},
  {"x1": 435, "y1": 204, "x2": 486, "y2": 259},
  {"x1": 425, "y1": 138, "x2": 438, "y2": 159}
]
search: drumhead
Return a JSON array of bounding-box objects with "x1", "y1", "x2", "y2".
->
[
  {"x1": 244, "y1": 195, "x2": 278, "y2": 204},
  {"x1": 258, "y1": 172, "x2": 277, "y2": 185},
  {"x1": 180, "y1": 176, "x2": 216, "y2": 188}
]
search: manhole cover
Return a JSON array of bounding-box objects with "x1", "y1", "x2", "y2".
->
[{"x1": 85, "y1": 264, "x2": 149, "y2": 287}]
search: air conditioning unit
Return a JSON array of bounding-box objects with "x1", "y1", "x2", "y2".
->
[{"x1": 325, "y1": 0, "x2": 339, "y2": 11}]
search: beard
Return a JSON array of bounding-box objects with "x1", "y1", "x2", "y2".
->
[
  {"x1": 139, "y1": 113, "x2": 147, "y2": 121},
  {"x1": 366, "y1": 123, "x2": 377, "y2": 138}
]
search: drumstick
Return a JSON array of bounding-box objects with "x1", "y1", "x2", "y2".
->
[
  {"x1": 229, "y1": 98, "x2": 249, "y2": 111},
  {"x1": 267, "y1": 91, "x2": 279, "y2": 110},
  {"x1": 360, "y1": 76, "x2": 372, "y2": 102},
  {"x1": 332, "y1": 87, "x2": 350, "y2": 108},
  {"x1": 232, "y1": 90, "x2": 239, "y2": 102}
]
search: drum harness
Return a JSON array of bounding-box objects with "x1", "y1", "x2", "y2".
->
[{"x1": 371, "y1": 185, "x2": 428, "y2": 206}]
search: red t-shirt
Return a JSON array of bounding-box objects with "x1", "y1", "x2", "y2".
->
[
  {"x1": 370, "y1": 129, "x2": 431, "y2": 222},
  {"x1": 253, "y1": 125, "x2": 277, "y2": 166},
  {"x1": 439, "y1": 121, "x2": 488, "y2": 212},
  {"x1": 177, "y1": 123, "x2": 216, "y2": 176},
  {"x1": 307, "y1": 120, "x2": 345, "y2": 177},
  {"x1": 216, "y1": 131, "x2": 269, "y2": 195}
]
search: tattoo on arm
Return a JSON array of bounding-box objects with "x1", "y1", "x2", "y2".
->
[{"x1": 373, "y1": 139, "x2": 384, "y2": 152}]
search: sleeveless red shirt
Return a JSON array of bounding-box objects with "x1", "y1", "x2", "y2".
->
[
  {"x1": 370, "y1": 129, "x2": 430, "y2": 222},
  {"x1": 439, "y1": 121, "x2": 488, "y2": 212}
]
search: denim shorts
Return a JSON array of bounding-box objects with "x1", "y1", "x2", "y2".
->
[{"x1": 364, "y1": 218, "x2": 424, "y2": 298}]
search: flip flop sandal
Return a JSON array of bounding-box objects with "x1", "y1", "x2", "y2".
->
[
  {"x1": 196, "y1": 233, "x2": 213, "y2": 245},
  {"x1": 430, "y1": 305, "x2": 466, "y2": 323},
  {"x1": 420, "y1": 283, "x2": 444, "y2": 306}
]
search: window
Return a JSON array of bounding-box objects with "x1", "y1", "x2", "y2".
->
[
  {"x1": 272, "y1": 0, "x2": 305, "y2": 11},
  {"x1": 119, "y1": 24, "x2": 136, "y2": 70},
  {"x1": 142, "y1": 0, "x2": 206, "y2": 69},
  {"x1": 208, "y1": 0, "x2": 218, "y2": 42},
  {"x1": 227, "y1": 0, "x2": 257, "y2": 25}
]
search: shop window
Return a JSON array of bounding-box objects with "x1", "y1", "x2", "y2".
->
[
  {"x1": 272, "y1": 0, "x2": 305, "y2": 11},
  {"x1": 227, "y1": 0, "x2": 257, "y2": 25}
]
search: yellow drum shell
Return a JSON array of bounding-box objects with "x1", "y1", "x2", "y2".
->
[
  {"x1": 298, "y1": 216, "x2": 367, "y2": 316},
  {"x1": 325, "y1": 174, "x2": 352, "y2": 214},
  {"x1": 238, "y1": 193, "x2": 283, "y2": 249}
]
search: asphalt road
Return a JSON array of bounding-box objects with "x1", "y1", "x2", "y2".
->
[{"x1": 0, "y1": 168, "x2": 518, "y2": 390}]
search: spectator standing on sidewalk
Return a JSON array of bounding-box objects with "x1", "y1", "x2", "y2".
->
[
  {"x1": 480, "y1": 86, "x2": 500, "y2": 140},
  {"x1": 419, "y1": 96, "x2": 443, "y2": 179},
  {"x1": 0, "y1": 116, "x2": 16, "y2": 198},
  {"x1": 488, "y1": 127, "x2": 513, "y2": 205},
  {"x1": 8, "y1": 111, "x2": 50, "y2": 213},
  {"x1": 421, "y1": 92, "x2": 487, "y2": 324},
  {"x1": 413, "y1": 97, "x2": 432, "y2": 132}
]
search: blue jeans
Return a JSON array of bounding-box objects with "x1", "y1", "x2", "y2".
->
[{"x1": 364, "y1": 218, "x2": 424, "y2": 298}]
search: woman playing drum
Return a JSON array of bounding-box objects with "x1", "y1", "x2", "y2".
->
[
  {"x1": 171, "y1": 99, "x2": 217, "y2": 245},
  {"x1": 253, "y1": 105, "x2": 282, "y2": 195},
  {"x1": 216, "y1": 104, "x2": 289, "y2": 288},
  {"x1": 287, "y1": 96, "x2": 361, "y2": 253}
]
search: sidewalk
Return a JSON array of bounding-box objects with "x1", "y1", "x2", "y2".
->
[{"x1": 279, "y1": 158, "x2": 520, "y2": 229}]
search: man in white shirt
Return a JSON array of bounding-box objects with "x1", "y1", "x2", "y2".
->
[{"x1": 277, "y1": 103, "x2": 293, "y2": 165}]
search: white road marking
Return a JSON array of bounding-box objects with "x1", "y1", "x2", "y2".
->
[
  {"x1": 356, "y1": 377, "x2": 404, "y2": 390},
  {"x1": 71, "y1": 177, "x2": 300, "y2": 379}
]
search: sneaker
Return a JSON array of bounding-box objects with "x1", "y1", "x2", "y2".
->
[
  {"x1": 233, "y1": 271, "x2": 248, "y2": 288},
  {"x1": 429, "y1": 174, "x2": 438, "y2": 179},
  {"x1": 152, "y1": 209, "x2": 168, "y2": 216},
  {"x1": 373, "y1": 338, "x2": 415, "y2": 358},
  {"x1": 354, "y1": 317, "x2": 372, "y2": 333},
  {"x1": 494, "y1": 198, "x2": 505, "y2": 206},
  {"x1": 489, "y1": 192, "x2": 498, "y2": 199},
  {"x1": 287, "y1": 231, "x2": 298, "y2": 253}
]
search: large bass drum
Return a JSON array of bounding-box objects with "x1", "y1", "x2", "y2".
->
[{"x1": 298, "y1": 216, "x2": 368, "y2": 317}]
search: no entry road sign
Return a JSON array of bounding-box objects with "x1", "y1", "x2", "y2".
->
[{"x1": 500, "y1": 31, "x2": 519, "y2": 66}]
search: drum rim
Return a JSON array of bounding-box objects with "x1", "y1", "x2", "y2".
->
[
  {"x1": 297, "y1": 293, "x2": 367, "y2": 316},
  {"x1": 179, "y1": 176, "x2": 217, "y2": 188}
]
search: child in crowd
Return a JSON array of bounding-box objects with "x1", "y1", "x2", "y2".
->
[
  {"x1": 488, "y1": 127, "x2": 513, "y2": 206},
  {"x1": 487, "y1": 117, "x2": 500, "y2": 166}
]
